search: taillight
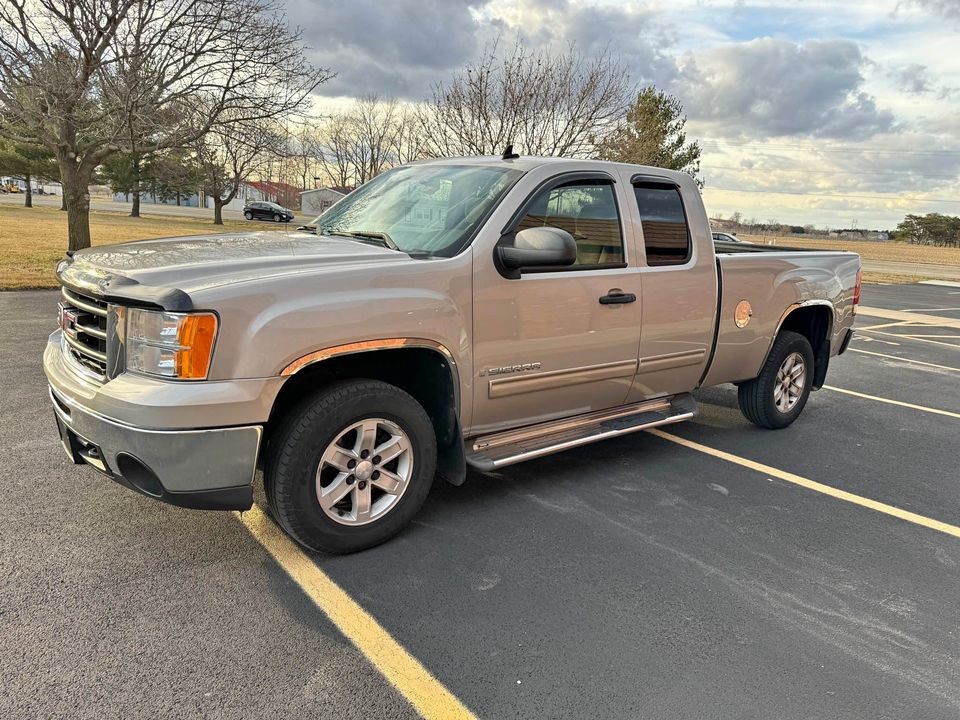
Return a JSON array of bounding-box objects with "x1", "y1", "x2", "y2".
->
[{"x1": 852, "y1": 268, "x2": 862, "y2": 315}]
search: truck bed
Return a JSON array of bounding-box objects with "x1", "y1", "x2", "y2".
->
[
  {"x1": 713, "y1": 240, "x2": 829, "y2": 255},
  {"x1": 701, "y1": 246, "x2": 861, "y2": 388}
]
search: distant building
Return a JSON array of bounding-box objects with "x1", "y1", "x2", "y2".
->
[
  {"x1": 829, "y1": 229, "x2": 890, "y2": 242},
  {"x1": 711, "y1": 218, "x2": 739, "y2": 231},
  {"x1": 1, "y1": 177, "x2": 63, "y2": 195},
  {"x1": 113, "y1": 190, "x2": 203, "y2": 207},
  {"x1": 218, "y1": 180, "x2": 303, "y2": 212},
  {"x1": 300, "y1": 188, "x2": 347, "y2": 217},
  {"x1": 108, "y1": 179, "x2": 307, "y2": 211}
]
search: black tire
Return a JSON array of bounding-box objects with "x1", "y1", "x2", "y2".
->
[
  {"x1": 737, "y1": 330, "x2": 815, "y2": 429},
  {"x1": 264, "y1": 379, "x2": 437, "y2": 553},
  {"x1": 273, "y1": 213, "x2": 281, "y2": 222},
  {"x1": 244, "y1": 211, "x2": 253, "y2": 220}
]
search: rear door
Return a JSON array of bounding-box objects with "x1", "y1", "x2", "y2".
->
[
  {"x1": 470, "y1": 171, "x2": 644, "y2": 435},
  {"x1": 618, "y1": 171, "x2": 718, "y2": 401}
]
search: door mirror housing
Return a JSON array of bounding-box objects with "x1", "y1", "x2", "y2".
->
[{"x1": 497, "y1": 226, "x2": 577, "y2": 278}]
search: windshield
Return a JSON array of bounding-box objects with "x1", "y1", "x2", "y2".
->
[{"x1": 311, "y1": 164, "x2": 524, "y2": 257}]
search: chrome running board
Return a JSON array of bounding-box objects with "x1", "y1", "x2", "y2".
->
[{"x1": 465, "y1": 393, "x2": 697, "y2": 471}]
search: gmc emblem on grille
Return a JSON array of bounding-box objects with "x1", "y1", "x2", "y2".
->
[{"x1": 58, "y1": 303, "x2": 79, "y2": 340}]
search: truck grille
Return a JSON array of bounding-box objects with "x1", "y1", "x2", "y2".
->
[{"x1": 60, "y1": 286, "x2": 109, "y2": 380}]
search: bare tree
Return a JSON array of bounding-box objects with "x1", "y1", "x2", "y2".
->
[
  {"x1": 349, "y1": 95, "x2": 402, "y2": 184},
  {"x1": 392, "y1": 106, "x2": 429, "y2": 166},
  {"x1": 0, "y1": 0, "x2": 330, "y2": 251},
  {"x1": 319, "y1": 112, "x2": 357, "y2": 189},
  {"x1": 317, "y1": 96, "x2": 426, "y2": 189},
  {"x1": 419, "y1": 38, "x2": 630, "y2": 158},
  {"x1": 286, "y1": 121, "x2": 324, "y2": 191},
  {"x1": 196, "y1": 120, "x2": 282, "y2": 225}
]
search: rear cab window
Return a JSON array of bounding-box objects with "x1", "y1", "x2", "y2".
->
[{"x1": 633, "y1": 182, "x2": 691, "y2": 267}]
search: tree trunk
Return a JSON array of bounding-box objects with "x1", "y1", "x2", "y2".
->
[
  {"x1": 60, "y1": 192, "x2": 67, "y2": 211},
  {"x1": 130, "y1": 155, "x2": 141, "y2": 217},
  {"x1": 176, "y1": 194, "x2": 181, "y2": 207},
  {"x1": 59, "y1": 160, "x2": 93, "y2": 252},
  {"x1": 213, "y1": 198, "x2": 224, "y2": 225},
  {"x1": 24, "y1": 174, "x2": 32, "y2": 208}
]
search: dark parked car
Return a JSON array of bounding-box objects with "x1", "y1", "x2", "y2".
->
[{"x1": 243, "y1": 201, "x2": 295, "y2": 223}]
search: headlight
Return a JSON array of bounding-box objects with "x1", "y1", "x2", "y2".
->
[{"x1": 126, "y1": 308, "x2": 218, "y2": 380}]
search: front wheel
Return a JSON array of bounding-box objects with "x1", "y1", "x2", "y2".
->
[
  {"x1": 244, "y1": 211, "x2": 253, "y2": 220},
  {"x1": 264, "y1": 379, "x2": 437, "y2": 553},
  {"x1": 273, "y1": 213, "x2": 281, "y2": 222},
  {"x1": 737, "y1": 330, "x2": 814, "y2": 429}
]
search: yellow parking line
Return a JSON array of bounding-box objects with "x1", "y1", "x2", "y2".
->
[
  {"x1": 647, "y1": 429, "x2": 960, "y2": 540},
  {"x1": 236, "y1": 505, "x2": 477, "y2": 720},
  {"x1": 848, "y1": 348, "x2": 960, "y2": 373},
  {"x1": 823, "y1": 385, "x2": 960, "y2": 418}
]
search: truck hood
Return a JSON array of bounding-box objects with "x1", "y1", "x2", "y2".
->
[{"x1": 61, "y1": 231, "x2": 416, "y2": 307}]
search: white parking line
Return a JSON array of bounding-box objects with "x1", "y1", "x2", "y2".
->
[
  {"x1": 823, "y1": 386, "x2": 960, "y2": 419},
  {"x1": 857, "y1": 321, "x2": 913, "y2": 331},
  {"x1": 858, "y1": 328, "x2": 960, "y2": 349},
  {"x1": 899, "y1": 334, "x2": 960, "y2": 339},
  {"x1": 857, "y1": 306, "x2": 960, "y2": 330},
  {"x1": 848, "y1": 348, "x2": 960, "y2": 373}
]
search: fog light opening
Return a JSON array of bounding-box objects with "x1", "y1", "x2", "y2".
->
[{"x1": 116, "y1": 453, "x2": 163, "y2": 498}]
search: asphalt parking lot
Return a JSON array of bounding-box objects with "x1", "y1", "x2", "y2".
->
[{"x1": 3, "y1": 282, "x2": 959, "y2": 719}]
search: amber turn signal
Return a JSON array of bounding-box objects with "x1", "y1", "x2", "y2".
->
[{"x1": 174, "y1": 313, "x2": 218, "y2": 379}]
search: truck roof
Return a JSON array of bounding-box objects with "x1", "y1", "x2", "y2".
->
[{"x1": 412, "y1": 155, "x2": 693, "y2": 182}]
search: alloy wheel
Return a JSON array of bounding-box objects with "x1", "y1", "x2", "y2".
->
[
  {"x1": 315, "y1": 418, "x2": 414, "y2": 526},
  {"x1": 774, "y1": 352, "x2": 806, "y2": 413}
]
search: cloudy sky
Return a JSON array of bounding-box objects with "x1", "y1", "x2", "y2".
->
[{"x1": 286, "y1": 0, "x2": 960, "y2": 230}]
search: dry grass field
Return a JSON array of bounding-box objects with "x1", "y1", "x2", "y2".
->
[
  {"x1": 742, "y1": 234, "x2": 960, "y2": 266},
  {"x1": 3, "y1": 205, "x2": 958, "y2": 289},
  {"x1": 0, "y1": 205, "x2": 275, "y2": 289}
]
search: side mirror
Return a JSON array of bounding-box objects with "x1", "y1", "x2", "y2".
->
[{"x1": 497, "y1": 226, "x2": 577, "y2": 277}]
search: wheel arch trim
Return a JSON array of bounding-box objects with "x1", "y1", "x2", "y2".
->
[
  {"x1": 280, "y1": 338, "x2": 461, "y2": 412},
  {"x1": 761, "y1": 300, "x2": 835, "y2": 383}
]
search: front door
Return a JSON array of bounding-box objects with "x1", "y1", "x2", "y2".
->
[{"x1": 471, "y1": 172, "x2": 643, "y2": 435}]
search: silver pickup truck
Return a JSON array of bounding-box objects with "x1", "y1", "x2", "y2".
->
[{"x1": 45, "y1": 156, "x2": 861, "y2": 552}]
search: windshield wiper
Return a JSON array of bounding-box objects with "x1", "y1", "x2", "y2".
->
[
  {"x1": 318, "y1": 227, "x2": 402, "y2": 252},
  {"x1": 339, "y1": 230, "x2": 399, "y2": 251}
]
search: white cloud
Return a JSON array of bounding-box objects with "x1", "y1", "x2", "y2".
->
[
  {"x1": 285, "y1": 0, "x2": 960, "y2": 228},
  {"x1": 674, "y1": 38, "x2": 895, "y2": 139}
]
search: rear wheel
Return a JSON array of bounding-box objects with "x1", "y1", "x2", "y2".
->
[
  {"x1": 738, "y1": 330, "x2": 814, "y2": 429},
  {"x1": 264, "y1": 379, "x2": 437, "y2": 553}
]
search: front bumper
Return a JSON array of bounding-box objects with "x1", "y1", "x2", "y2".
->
[{"x1": 44, "y1": 331, "x2": 276, "y2": 510}]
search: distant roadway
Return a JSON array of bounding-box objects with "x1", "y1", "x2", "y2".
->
[
  {"x1": 0, "y1": 192, "x2": 245, "y2": 221},
  {"x1": 861, "y1": 260, "x2": 960, "y2": 281}
]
